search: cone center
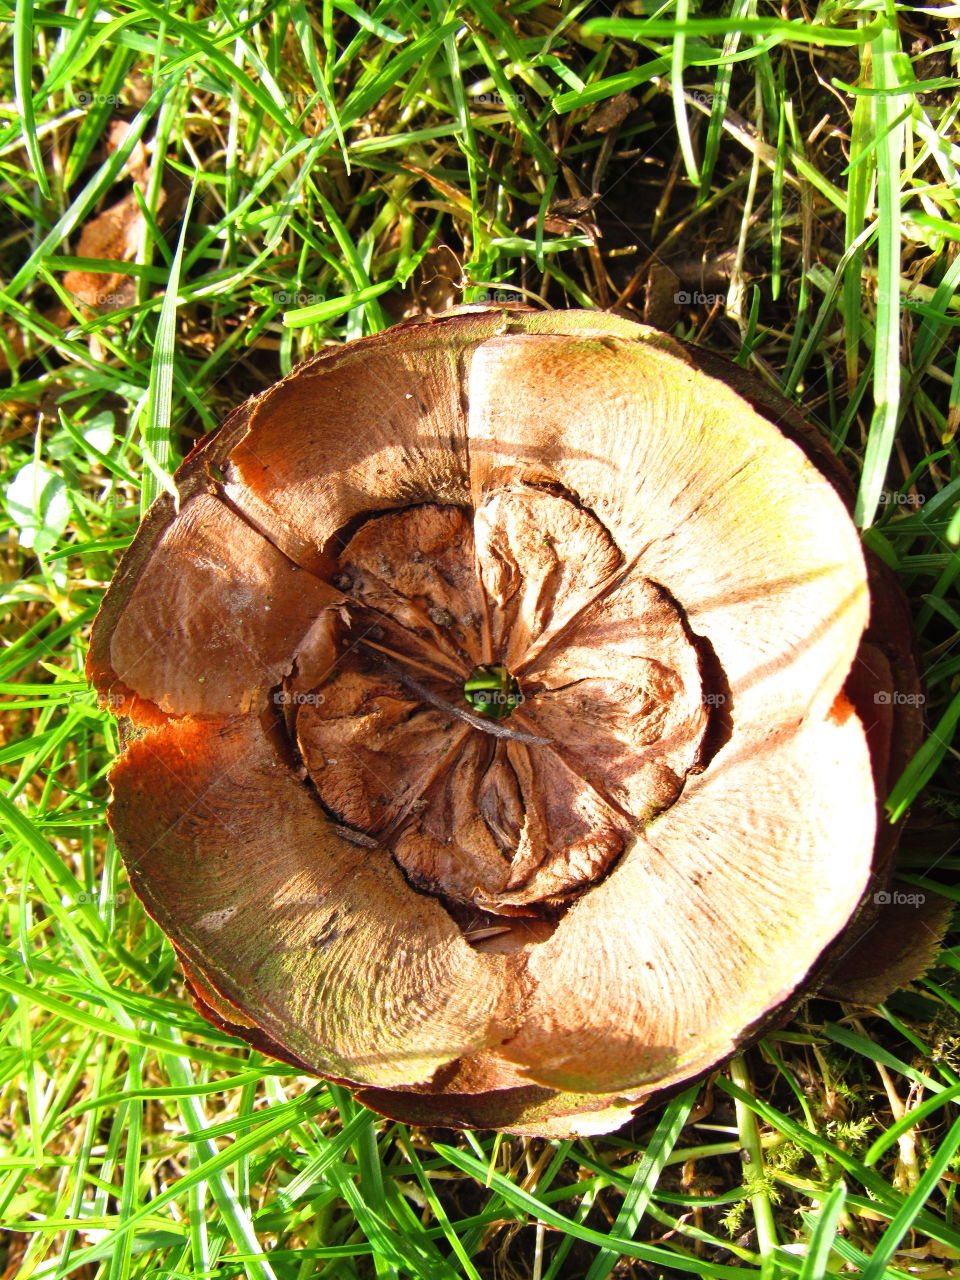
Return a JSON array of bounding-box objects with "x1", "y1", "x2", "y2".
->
[
  {"x1": 285, "y1": 486, "x2": 723, "y2": 917},
  {"x1": 463, "y1": 664, "x2": 522, "y2": 721}
]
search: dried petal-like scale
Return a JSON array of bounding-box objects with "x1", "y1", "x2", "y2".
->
[{"x1": 89, "y1": 306, "x2": 943, "y2": 1136}]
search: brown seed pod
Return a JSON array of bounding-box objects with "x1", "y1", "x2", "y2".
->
[{"x1": 87, "y1": 306, "x2": 946, "y2": 1137}]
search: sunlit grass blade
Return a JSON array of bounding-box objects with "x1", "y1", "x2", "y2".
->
[
  {"x1": 796, "y1": 1180, "x2": 847, "y2": 1280},
  {"x1": 855, "y1": 14, "x2": 906, "y2": 528},
  {"x1": 860, "y1": 1111, "x2": 960, "y2": 1280},
  {"x1": 885, "y1": 689, "x2": 960, "y2": 821},
  {"x1": 138, "y1": 176, "x2": 198, "y2": 512},
  {"x1": 12, "y1": 0, "x2": 50, "y2": 200},
  {"x1": 583, "y1": 1087, "x2": 699, "y2": 1280}
]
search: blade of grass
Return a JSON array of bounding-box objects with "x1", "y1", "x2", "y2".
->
[
  {"x1": 671, "y1": 0, "x2": 700, "y2": 186},
  {"x1": 13, "y1": 0, "x2": 51, "y2": 199},
  {"x1": 885, "y1": 688, "x2": 960, "y2": 820},
  {"x1": 434, "y1": 1144, "x2": 759, "y2": 1277},
  {"x1": 796, "y1": 1180, "x2": 846, "y2": 1280},
  {"x1": 138, "y1": 174, "x2": 198, "y2": 512},
  {"x1": 856, "y1": 10, "x2": 906, "y2": 528},
  {"x1": 860, "y1": 1110, "x2": 960, "y2": 1280},
  {"x1": 6, "y1": 77, "x2": 176, "y2": 298},
  {"x1": 583, "y1": 1086, "x2": 699, "y2": 1280}
]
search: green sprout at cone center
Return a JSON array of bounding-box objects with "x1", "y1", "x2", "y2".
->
[{"x1": 463, "y1": 663, "x2": 522, "y2": 722}]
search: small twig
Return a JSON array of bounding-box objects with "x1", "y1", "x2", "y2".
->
[
  {"x1": 358, "y1": 636, "x2": 461, "y2": 682},
  {"x1": 328, "y1": 822, "x2": 380, "y2": 850},
  {"x1": 356, "y1": 642, "x2": 549, "y2": 745}
]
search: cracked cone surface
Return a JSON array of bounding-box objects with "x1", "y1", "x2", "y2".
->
[{"x1": 90, "y1": 306, "x2": 900, "y2": 1135}]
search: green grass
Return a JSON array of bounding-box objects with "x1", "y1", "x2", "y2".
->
[{"x1": 2, "y1": 1, "x2": 959, "y2": 1277}]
